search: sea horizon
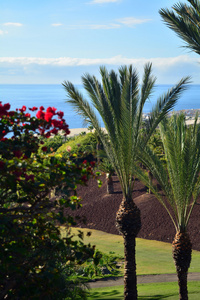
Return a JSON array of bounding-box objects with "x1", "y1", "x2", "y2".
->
[{"x1": 1, "y1": 83, "x2": 200, "y2": 129}]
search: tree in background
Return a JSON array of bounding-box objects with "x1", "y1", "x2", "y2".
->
[
  {"x1": 99, "y1": 157, "x2": 115, "y2": 194},
  {"x1": 0, "y1": 103, "x2": 96, "y2": 299},
  {"x1": 136, "y1": 114, "x2": 200, "y2": 300},
  {"x1": 160, "y1": 0, "x2": 200, "y2": 55},
  {"x1": 63, "y1": 64, "x2": 189, "y2": 300}
]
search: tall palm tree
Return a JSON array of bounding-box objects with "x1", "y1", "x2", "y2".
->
[
  {"x1": 136, "y1": 113, "x2": 200, "y2": 300},
  {"x1": 63, "y1": 64, "x2": 189, "y2": 300},
  {"x1": 159, "y1": 0, "x2": 200, "y2": 56}
]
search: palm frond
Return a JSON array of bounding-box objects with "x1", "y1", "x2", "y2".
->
[
  {"x1": 159, "y1": 0, "x2": 200, "y2": 55},
  {"x1": 63, "y1": 65, "x2": 190, "y2": 200},
  {"x1": 137, "y1": 112, "x2": 200, "y2": 231},
  {"x1": 143, "y1": 76, "x2": 191, "y2": 146}
]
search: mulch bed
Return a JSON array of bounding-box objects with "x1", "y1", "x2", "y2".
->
[{"x1": 66, "y1": 174, "x2": 200, "y2": 251}]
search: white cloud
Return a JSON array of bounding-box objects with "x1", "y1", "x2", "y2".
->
[
  {"x1": 1, "y1": 55, "x2": 200, "y2": 84},
  {"x1": 3, "y1": 22, "x2": 23, "y2": 27},
  {"x1": 117, "y1": 17, "x2": 151, "y2": 27},
  {"x1": 64, "y1": 17, "x2": 150, "y2": 30},
  {"x1": 0, "y1": 55, "x2": 198, "y2": 67},
  {"x1": 51, "y1": 23, "x2": 62, "y2": 27},
  {"x1": 90, "y1": 0, "x2": 119, "y2": 3},
  {"x1": 0, "y1": 30, "x2": 8, "y2": 35}
]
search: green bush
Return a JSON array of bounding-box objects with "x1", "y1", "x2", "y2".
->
[
  {"x1": 39, "y1": 134, "x2": 65, "y2": 153},
  {"x1": 57, "y1": 133, "x2": 97, "y2": 154},
  {"x1": 75, "y1": 250, "x2": 123, "y2": 280},
  {"x1": 56, "y1": 132, "x2": 100, "y2": 163}
]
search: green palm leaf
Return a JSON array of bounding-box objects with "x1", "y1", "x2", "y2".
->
[
  {"x1": 137, "y1": 113, "x2": 200, "y2": 231},
  {"x1": 63, "y1": 64, "x2": 189, "y2": 199},
  {"x1": 159, "y1": 0, "x2": 200, "y2": 55}
]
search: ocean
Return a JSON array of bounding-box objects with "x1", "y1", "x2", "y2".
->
[{"x1": 0, "y1": 84, "x2": 200, "y2": 129}]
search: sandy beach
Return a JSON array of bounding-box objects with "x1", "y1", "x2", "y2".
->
[
  {"x1": 68, "y1": 109, "x2": 200, "y2": 137},
  {"x1": 67, "y1": 128, "x2": 92, "y2": 137}
]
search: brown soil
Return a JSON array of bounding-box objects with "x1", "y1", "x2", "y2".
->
[{"x1": 67, "y1": 174, "x2": 200, "y2": 251}]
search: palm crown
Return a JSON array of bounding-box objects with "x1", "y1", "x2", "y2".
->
[
  {"x1": 63, "y1": 64, "x2": 189, "y2": 199},
  {"x1": 136, "y1": 113, "x2": 200, "y2": 232},
  {"x1": 135, "y1": 112, "x2": 200, "y2": 300}
]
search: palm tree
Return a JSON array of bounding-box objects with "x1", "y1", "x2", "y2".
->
[
  {"x1": 136, "y1": 113, "x2": 200, "y2": 300},
  {"x1": 63, "y1": 64, "x2": 189, "y2": 300},
  {"x1": 159, "y1": 0, "x2": 200, "y2": 56},
  {"x1": 99, "y1": 157, "x2": 115, "y2": 194}
]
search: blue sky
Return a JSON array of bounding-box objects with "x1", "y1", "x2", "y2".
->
[{"x1": 1, "y1": 0, "x2": 200, "y2": 84}]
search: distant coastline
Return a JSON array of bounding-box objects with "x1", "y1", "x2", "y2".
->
[
  {"x1": 68, "y1": 109, "x2": 200, "y2": 137},
  {"x1": 143, "y1": 108, "x2": 200, "y2": 121}
]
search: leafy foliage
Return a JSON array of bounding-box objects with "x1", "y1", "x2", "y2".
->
[
  {"x1": 160, "y1": 0, "x2": 200, "y2": 56},
  {"x1": 99, "y1": 158, "x2": 115, "y2": 177},
  {"x1": 57, "y1": 132, "x2": 97, "y2": 155},
  {"x1": 39, "y1": 134, "x2": 65, "y2": 153},
  {"x1": 0, "y1": 103, "x2": 96, "y2": 299},
  {"x1": 56, "y1": 132, "x2": 101, "y2": 165},
  {"x1": 63, "y1": 64, "x2": 190, "y2": 199},
  {"x1": 137, "y1": 113, "x2": 200, "y2": 232},
  {"x1": 75, "y1": 250, "x2": 123, "y2": 279}
]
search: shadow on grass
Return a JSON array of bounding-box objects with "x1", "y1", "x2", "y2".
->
[
  {"x1": 88, "y1": 290, "x2": 177, "y2": 300},
  {"x1": 87, "y1": 290, "x2": 121, "y2": 299}
]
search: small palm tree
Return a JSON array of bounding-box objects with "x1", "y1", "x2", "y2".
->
[
  {"x1": 99, "y1": 158, "x2": 115, "y2": 194},
  {"x1": 63, "y1": 64, "x2": 189, "y2": 300},
  {"x1": 136, "y1": 113, "x2": 200, "y2": 300},
  {"x1": 160, "y1": 0, "x2": 200, "y2": 55}
]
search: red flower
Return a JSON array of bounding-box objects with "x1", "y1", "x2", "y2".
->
[
  {"x1": 44, "y1": 112, "x2": 54, "y2": 122},
  {"x1": 57, "y1": 111, "x2": 64, "y2": 118},
  {"x1": 46, "y1": 107, "x2": 56, "y2": 114},
  {"x1": 0, "y1": 161, "x2": 5, "y2": 169},
  {"x1": 38, "y1": 128, "x2": 45, "y2": 135},
  {"x1": 50, "y1": 128, "x2": 58, "y2": 135},
  {"x1": 4, "y1": 103, "x2": 10, "y2": 110},
  {"x1": 13, "y1": 150, "x2": 23, "y2": 158},
  {"x1": 8, "y1": 111, "x2": 15, "y2": 117},
  {"x1": 83, "y1": 160, "x2": 87, "y2": 165},
  {"x1": 51, "y1": 119, "x2": 59, "y2": 127},
  {"x1": 25, "y1": 113, "x2": 31, "y2": 118},
  {"x1": 19, "y1": 105, "x2": 26, "y2": 112},
  {"x1": 40, "y1": 106, "x2": 45, "y2": 111},
  {"x1": 42, "y1": 146, "x2": 48, "y2": 152},
  {"x1": 45, "y1": 132, "x2": 51, "y2": 138},
  {"x1": 13, "y1": 170, "x2": 22, "y2": 178},
  {"x1": 36, "y1": 110, "x2": 45, "y2": 120},
  {"x1": 81, "y1": 175, "x2": 88, "y2": 182},
  {"x1": 0, "y1": 105, "x2": 6, "y2": 116},
  {"x1": 29, "y1": 106, "x2": 38, "y2": 111},
  {"x1": 90, "y1": 161, "x2": 95, "y2": 167},
  {"x1": 25, "y1": 174, "x2": 35, "y2": 182}
]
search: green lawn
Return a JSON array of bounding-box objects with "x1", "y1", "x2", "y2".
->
[
  {"x1": 87, "y1": 282, "x2": 200, "y2": 299},
  {"x1": 69, "y1": 228, "x2": 200, "y2": 275}
]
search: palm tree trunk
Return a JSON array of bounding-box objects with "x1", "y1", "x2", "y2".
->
[
  {"x1": 116, "y1": 197, "x2": 141, "y2": 300},
  {"x1": 147, "y1": 170, "x2": 153, "y2": 194},
  {"x1": 172, "y1": 231, "x2": 192, "y2": 300},
  {"x1": 106, "y1": 174, "x2": 114, "y2": 194}
]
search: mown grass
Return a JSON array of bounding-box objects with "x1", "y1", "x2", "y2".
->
[
  {"x1": 87, "y1": 281, "x2": 200, "y2": 299},
  {"x1": 69, "y1": 228, "x2": 200, "y2": 275}
]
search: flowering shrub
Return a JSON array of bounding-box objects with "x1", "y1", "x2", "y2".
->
[{"x1": 0, "y1": 103, "x2": 96, "y2": 299}]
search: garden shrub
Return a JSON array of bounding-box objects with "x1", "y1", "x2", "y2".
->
[
  {"x1": 0, "y1": 103, "x2": 97, "y2": 299},
  {"x1": 56, "y1": 132, "x2": 99, "y2": 163}
]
